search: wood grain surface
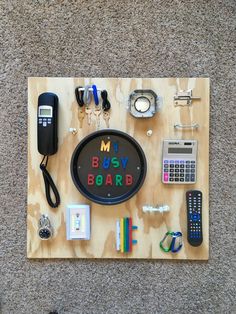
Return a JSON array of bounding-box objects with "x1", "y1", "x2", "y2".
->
[{"x1": 27, "y1": 77, "x2": 209, "y2": 259}]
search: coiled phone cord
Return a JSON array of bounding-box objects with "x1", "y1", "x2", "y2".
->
[{"x1": 40, "y1": 156, "x2": 60, "y2": 208}]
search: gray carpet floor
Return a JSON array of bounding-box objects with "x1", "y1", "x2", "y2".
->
[{"x1": 0, "y1": 0, "x2": 236, "y2": 313}]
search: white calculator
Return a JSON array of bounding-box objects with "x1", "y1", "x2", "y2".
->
[{"x1": 162, "y1": 140, "x2": 198, "y2": 184}]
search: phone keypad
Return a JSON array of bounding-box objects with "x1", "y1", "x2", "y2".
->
[
  {"x1": 38, "y1": 118, "x2": 52, "y2": 127},
  {"x1": 163, "y1": 160, "x2": 196, "y2": 184}
]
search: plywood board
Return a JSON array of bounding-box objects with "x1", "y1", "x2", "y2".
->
[{"x1": 27, "y1": 77, "x2": 209, "y2": 259}]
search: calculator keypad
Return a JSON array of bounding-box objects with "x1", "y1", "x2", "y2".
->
[{"x1": 163, "y1": 160, "x2": 196, "y2": 184}]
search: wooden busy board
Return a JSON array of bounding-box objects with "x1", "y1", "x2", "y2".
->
[{"x1": 27, "y1": 77, "x2": 209, "y2": 259}]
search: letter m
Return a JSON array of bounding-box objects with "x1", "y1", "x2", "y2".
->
[{"x1": 100, "y1": 140, "x2": 110, "y2": 152}]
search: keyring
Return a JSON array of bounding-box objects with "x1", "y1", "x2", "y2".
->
[
  {"x1": 160, "y1": 231, "x2": 183, "y2": 253},
  {"x1": 92, "y1": 84, "x2": 99, "y2": 106},
  {"x1": 83, "y1": 85, "x2": 92, "y2": 104}
]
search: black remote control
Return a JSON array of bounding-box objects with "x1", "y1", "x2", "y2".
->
[{"x1": 186, "y1": 190, "x2": 203, "y2": 246}]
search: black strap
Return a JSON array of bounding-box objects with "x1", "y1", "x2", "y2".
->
[
  {"x1": 40, "y1": 156, "x2": 60, "y2": 208},
  {"x1": 75, "y1": 86, "x2": 84, "y2": 107},
  {"x1": 101, "y1": 90, "x2": 111, "y2": 111}
]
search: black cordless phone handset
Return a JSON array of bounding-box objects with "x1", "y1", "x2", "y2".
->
[{"x1": 38, "y1": 93, "x2": 60, "y2": 208}]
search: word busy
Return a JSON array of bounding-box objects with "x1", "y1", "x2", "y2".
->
[{"x1": 87, "y1": 140, "x2": 134, "y2": 187}]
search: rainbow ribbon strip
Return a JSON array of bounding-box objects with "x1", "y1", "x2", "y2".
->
[{"x1": 116, "y1": 217, "x2": 138, "y2": 253}]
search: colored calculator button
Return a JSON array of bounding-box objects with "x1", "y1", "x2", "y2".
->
[
  {"x1": 164, "y1": 160, "x2": 168, "y2": 163},
  {"x1": 164, "y1": 173, "x2": 168, "y2": 182}
]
